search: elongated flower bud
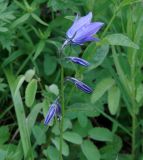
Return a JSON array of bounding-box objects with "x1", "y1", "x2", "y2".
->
[
  {"x1": 66, "y1": 77, "x2": 93, "y2": 94},
  {"x1": 66, "y1": 57, "x2": 90, "y2": 67},
  {"x1": 56, "y1": 102, "x2": 62, "y2": 120}
]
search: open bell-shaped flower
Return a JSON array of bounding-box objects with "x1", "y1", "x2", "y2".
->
[
  {"x1": 66, "y1": 77, "x2": 93, "y2": 94},
  {"x1": 63, "y1": 12, "x2": 104, "y2": 47},
  {"x1": 66, "y1": 56, "x2": 90, "y2": 67},
  {"x1": 44, "y1": 99, "x2": 61, "y2": 125}
]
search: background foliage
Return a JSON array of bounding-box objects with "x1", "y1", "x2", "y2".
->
[{"x1": 0, "y1": 0, "x2": 143, "y2": 160}]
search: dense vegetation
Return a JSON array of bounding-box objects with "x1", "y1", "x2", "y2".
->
[{"x1": 0, "y1": 0, "x2": 143, "y2": 160}]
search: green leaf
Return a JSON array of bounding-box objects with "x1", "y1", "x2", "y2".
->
[
  {"x1": 25, "y1": 79, "x2": 37, "y2": 107},
  {"x1": 91, "y1": 77, "x2": 115, "y2": 103},
  {"x1": 83, "y1": 42, "x2": 96, "y2": 61},
  {"x1": 4, "y1": 69, "x2": 34, "y2": 159},
  {"x1": 81, "y1": 140, "x2": 100, "y2": 160},
  {"x1": 88, "y1": 127, "x2": 113, "y2": 142},
  {"x1": 100, "y1": 135, "x2": 123, "y2": 159},
  {"x1": 14, "y1": 75, "x2": 25, "y2": 96},
  {"x1": 31, "y1": 13, "x2": 48, "y2": 26},
  {"x1": 0, "y1": 79, "x2": 7, "y2": 92},
  {"x1": 73, "y1": 119, "x2": 93, "y2": 138},
  {"x1": 0, "y1": 150, "x2": 7, "y2": 160},
  {"x1": 32, "y1": 125, "x2": 46, "y2": 145},
  {"x1": 43, "y1": 146, "x2": 59, "y2": 160},
  {"x1": 106, "y1": 34, "x2": 139, "y2": 49},
  {"x1": 11, "y1": 13, "x2": 30, "y2": 28},
  {"x1": 88, "y1": 44, "x2": 109, "y2": 70},
  {"x1": 33, "y1": 40, "x2": 45, "y2": 60},
  {"x1": 0, "y1": 126, "x2": 10, "y2": 144},
  {"x1": 108, "y1": 85, "x2": 121, "y2": 115},
  {"x1": 2, "y1": 50, "x2": 23, "y2": 67},
  {"x1": 78, "y1": 112, "x2": 88, "y2": 128},
  {"x1": 27, "y1": 103, "x2": 43, "y2": 134},
  {"x1": 0, "y1": 27, "x2": 8, "y2": 32},
  {"x1": 48, "y1": 84, "x2": 59, "y2": 96},
  {"x1": 25, "y1": 69, "x2": 35, "y2": 82},
  {"x1": 63, "y1": 131, "x2": 82, "y2": 144},
  {"x1": 136, "y1": 84, "x2": 143, "y2": 103},
  {"x1": 44, "y1": 54, "x2": 57, "y2": 76},
  {"x1": 64, "y1": 16, "x2": 75, "y2": 21},
  {"x1": 52, "y1": 137, "x2": 69, "y2": 156},
  {"x1": 52, "y1": 118, "x2": 72, "y2": 136}
]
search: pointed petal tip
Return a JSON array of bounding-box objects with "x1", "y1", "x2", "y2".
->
[{"x1": 87, "y1": 12, "x2": 92, "y2": 19}]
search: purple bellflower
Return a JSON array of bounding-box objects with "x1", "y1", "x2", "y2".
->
[
  {"x1": 66, "y1": 77, "x2": 93, "y2": 94},
  {"x1": 44, "y1": 99, "x2": 61, "y2": 125},
  {"x1": 63, "y1": 12, "x2": 104, "y2": 47},
  {"x1": 66, "y1": 56, "x2": 90, "y2": 67}
]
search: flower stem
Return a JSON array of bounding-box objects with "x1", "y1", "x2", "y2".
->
[
  {"x1": 132, "y1": 111, "x2": 136, "y2": 160},
  {"x1": 59, "y1": 64, "x2": 64, "y2": 160},
  {"x1": 131, "y1": 78, "x2": 137, "y2": 160}
]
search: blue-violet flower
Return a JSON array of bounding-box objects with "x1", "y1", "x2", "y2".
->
[
  {"x1": 63, "y1": 12, "x2": 104, "y2": 46},
  {"x1": 66, "y1": 77, "x2": 93, "y2": 94},
  {"x1": 66, "y1": 56, "x2": 90, "y2": 67},
  {"x1": 44, "y1": 99, "x2": 61, "y2": 125}
]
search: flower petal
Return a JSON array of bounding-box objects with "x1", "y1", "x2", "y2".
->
[
  {"x1": 66, "y1": 57, "x2": 90, "y2": 67},
  {"x1": 73, "y1": 37, "x2": 99, "y2": 45},
  {"x1": 66, "y1": 12, "x2": 92, "y2": 39},
  {"x1": 66, "y1": 77, "x2": 93, "y2": 94},
  {"x1": 44, "y1": 104, "x2": 56, "y2": 125},
  {"x1": 72, "y1": 22, "x2": 104, "y2": 43}
]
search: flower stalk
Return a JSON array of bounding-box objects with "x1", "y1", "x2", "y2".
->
[{"x1": 59, "y1": 64, "x2": 65, "y2": 160}]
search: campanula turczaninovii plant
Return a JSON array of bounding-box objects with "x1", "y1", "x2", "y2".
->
[{"x1": 44, "y1": 12, "x2": 104, "y2": 159}]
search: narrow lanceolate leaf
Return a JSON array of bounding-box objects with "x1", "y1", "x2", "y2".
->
[
  {"x1": 11, "y1": 13, "x2": 30, "y2": 28},
  {"x1": 91, "y1": 77, "x2": 115, "y2": 103},
  {"x1": 81, "y1": 140, "x2": 100, "y2": 160},
  {"x1": 25, "y1": 79, "x2": 37, "y2": 107},
  {"x1": 108, "y1": 85, "x2": 121, "y2": 115},
  {"x1": 33, "y1": 40, "x2": 45, "y2": 60},
  {"x1": 31, "y1": 13, "x2": 48, "y2": 26},
  {"x1": 4, "y1": 69, "x2": 33, "y2": 159},
  {"x1": 88, "y1": 127, "x2": 113, "y2": 142},
  {"x1": 106, "y1": 34, "x2": 139, "y2": 49}
]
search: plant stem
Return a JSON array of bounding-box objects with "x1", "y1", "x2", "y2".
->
[
  {"x1": 59, "y1": 65, "x2": 64, "y2": 160},
  {"x1": 101, "y1": 13, "x2": 116, "y2": 38},
  {"x1": 131, "y1": 73, "x2": 137, "y2": 160},
  {"x1": 132, "y1": 110, "x2": 136, "y2": 160}
]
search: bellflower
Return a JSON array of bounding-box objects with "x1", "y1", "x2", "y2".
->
[
  {"x1": 66, "y1": 77, "x2": 93, "y2": 94},
  {"x1": 66, "y1": 56, "x2": 90, "y2": 67},
  {"x1": 63, "y1": 12, "x2": 104, "y2": 46},
  {"x1": 44, "y1": 99, "x2": 61, "y2": 125}
]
